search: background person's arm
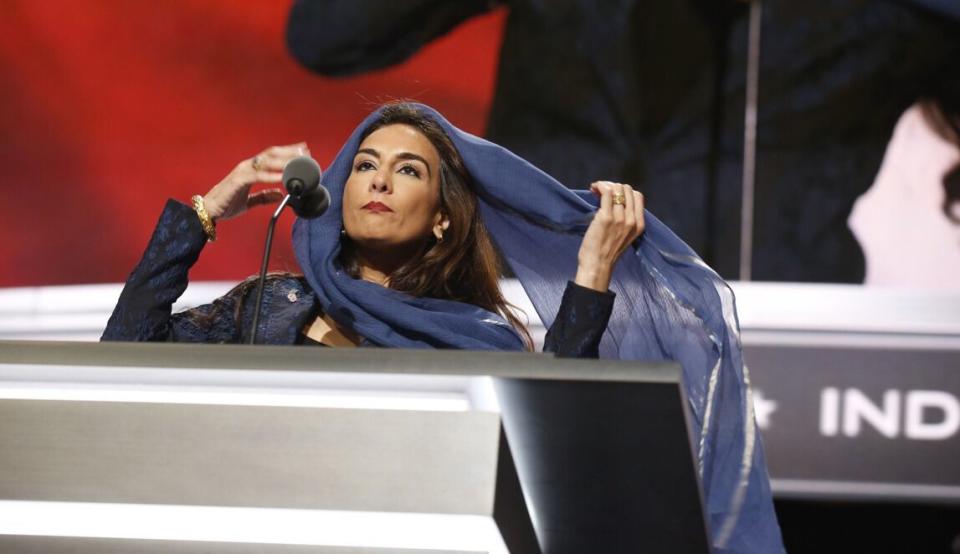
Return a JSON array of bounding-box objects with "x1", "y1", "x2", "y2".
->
[
  {"x1": 286, "y1": 0, "x2": 497, "y2": 76},
  {"x1": 902, "y1": 0, "x2": 960, "y2": 20}
]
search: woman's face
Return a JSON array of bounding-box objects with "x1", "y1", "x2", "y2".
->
[{"x1": 342, "y1": 124, "x2": 447, "y2": 252}]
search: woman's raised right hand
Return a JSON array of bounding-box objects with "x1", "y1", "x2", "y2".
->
[{"x1": 201, "y1": 143, "x2": 311, "y2": 221}]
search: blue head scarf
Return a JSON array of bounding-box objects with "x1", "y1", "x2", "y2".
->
[{"x1": 293, "y1": 103, "x2": 783, "y2": 553}]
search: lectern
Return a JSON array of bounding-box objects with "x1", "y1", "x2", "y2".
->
[{"x1": 0, "y1": 341, "x2": 710, "y2": 553}]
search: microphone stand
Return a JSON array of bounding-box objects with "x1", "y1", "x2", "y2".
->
[
  {"x1": 739, "y1": 0, "x2": 762, "y2": 281},
  {"x1": 249, "y1": 194, "x2": 292, "y2": 345}
]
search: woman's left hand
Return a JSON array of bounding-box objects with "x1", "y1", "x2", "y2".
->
[{"x1": 575, "y1": 181, "x2": 646, "y2": 292}]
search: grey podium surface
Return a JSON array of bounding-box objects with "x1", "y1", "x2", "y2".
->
[{"x1": 0, "y1": 341, "x2": 708, "y2": 554}]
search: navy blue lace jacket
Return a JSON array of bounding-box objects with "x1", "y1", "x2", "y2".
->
[{"x1": 101, "y1": 200, "x2": 615, "y2": 357}]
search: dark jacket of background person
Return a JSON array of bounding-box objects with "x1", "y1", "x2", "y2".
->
[
  {"x1": 101, "y1": 200, "x2": 615, "y2": 358},
  {"x1": 286, "y1": 0, "x2": 960, "y2": 283}
]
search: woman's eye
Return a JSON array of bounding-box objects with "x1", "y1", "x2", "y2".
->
[
  {"x1": 398, "y1": 165, "x2": 421, "y2": 178},
  {"x1": 356, "y1": 161, "x2": 375, "y2": 171}
]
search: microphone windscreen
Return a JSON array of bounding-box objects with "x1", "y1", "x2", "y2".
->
[
  {"x1": 290, "y1": 185, "x2": 330, "y2": 219},
  {"x1": 283, "y1": 156, "x2": 322, "y2": 197}
]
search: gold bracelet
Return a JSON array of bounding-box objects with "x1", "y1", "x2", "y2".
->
[{"x1": 191, "y1": 195, "x2": 217, "y2": 242}]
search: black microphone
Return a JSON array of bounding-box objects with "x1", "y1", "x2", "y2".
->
[
  {"x1": 250, "y1": 156, "x2": 329, "y2": 344},
  {"x1": 282, "y1": 156, "x2": 329, "y2": 219}
]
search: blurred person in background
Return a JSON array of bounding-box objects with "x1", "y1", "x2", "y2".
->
[
  {"x1": 849, "y1": 82, "x2": 960, "y2": 287},
  {"x1": 287, "y1": 0, "x2": 960, "y2": 283}
]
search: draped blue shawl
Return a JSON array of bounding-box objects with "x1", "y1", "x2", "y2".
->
[{"x1": 292, "y1": 103, "x2": 784, "y2": 553}]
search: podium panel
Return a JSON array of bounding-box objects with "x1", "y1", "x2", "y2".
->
[
  {"x1": 497, "y1": 379, "x2": 709, "y2": 553},
  {"x1": 0, "y1": 536, "x2": 480, "y2": 554},
  {"x1": 0, "y1": 341, "x2": 706, "y2": 553},
  {"x1": 0, "y1": 400, "x2": 500, "y2": 513}
]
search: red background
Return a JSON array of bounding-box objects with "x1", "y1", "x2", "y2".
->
[{"x1": 0, "y1": 1, "x2": 505, "y2": 287}]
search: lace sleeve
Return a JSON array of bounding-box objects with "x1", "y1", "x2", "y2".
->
[
  {"x1": 101, "y1": 199, "x2": 212, "y2": 341},
  {"x1": 543, "y1": 281, "x2": 615, "y2": 358}
]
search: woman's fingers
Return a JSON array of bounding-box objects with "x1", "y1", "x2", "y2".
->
[
  {"x1": 587, "y1": 181, "x2": 645, "y2": 255},
  {"x1": 611, "y1": 183, "x2": 627, "y2": 226},
  {"x1": 203, "y1": 143, "x2": 309, "y2": 222},
  {"x1": 237, "y1": 163, "x2": 282, "y2": 186},
  {"x1": 254, "y1": 156, "x2": 286, "y2": 173},
  {"x1": 589, "y1": 180, "x2": 603, "y2": 197},
  {"x1": 265, "y1": 142, "x2": 311, "y2": 164},
  {"x1": 613, "y1": 183, "x2": 643, "y2": 251},
  {"x1": 266, "y1": 142, "x2": 310, "y2": 158},
  {"x1": 577, "y1": 182, "x2": 614, "y2": 292},
  {"x1": 620, "y1": 182, "x2": 635, "y2": 230},
  {"x1": 576, "y1": 181, "x2": 646, "y2": 292},
  {"x1": 634, "y1": 190, "x2": 645, "y2": 236},
  {"x1": 595, "y1": 181, "x2": 614, "y2": 220},
  {"x1": 247, "y1": 188, "x2": 284, "y2": 208},
  {"x1": 253, "y1": 170, "x2": 283, "y2": 184},
  {"x1": 257, "y1": 142, "x2": 311, "y2": 172},
  {"x1": 240, "y1": 160, "x2": 289, "y2": 186}
]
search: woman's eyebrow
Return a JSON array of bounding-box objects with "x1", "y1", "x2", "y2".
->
[
  {"x1": 395, "y1": 152, "x2": 432, "y2": 177},
  {"x1": 356, "y1": 147, "x2": 380, "y2": 158}
]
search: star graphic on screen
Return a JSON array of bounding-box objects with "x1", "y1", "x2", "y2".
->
[{"x1": 752, "y1": 390, "x2": 778, "y2": 430}]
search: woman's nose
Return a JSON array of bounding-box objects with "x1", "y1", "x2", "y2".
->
[{"x1": 370, "y1": 171, "x2": 391, "y2": 193}]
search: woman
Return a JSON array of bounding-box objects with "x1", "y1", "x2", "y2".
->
[
  {"x1": 102, "y1": 103, "x2": 642, "y2": 352},
  {"x1": 103, "y1": 102, "x2": 783, "y2": 552}
]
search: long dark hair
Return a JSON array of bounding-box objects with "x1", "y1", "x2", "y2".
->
[
  {"x1": 340, "y1": 103, "x2": 533, "y2": 348},
  {"x1": 920, "y1": 82, "x2": 960, "y2": 224}
]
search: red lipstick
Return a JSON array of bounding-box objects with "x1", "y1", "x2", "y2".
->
[{"x1": 362, "y1": 201, "x2": 393, "y2": 213}]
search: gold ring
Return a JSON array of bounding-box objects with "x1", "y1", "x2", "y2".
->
[
  {"x1": 612, "y1": 192, "x2": 626, "y2": 206},
  {"x1": 251, "y1": 156, "x2": 263, "y2": 171}
]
